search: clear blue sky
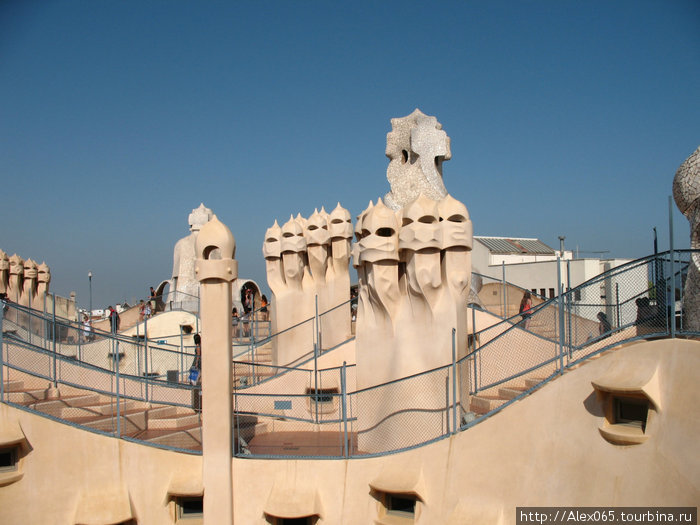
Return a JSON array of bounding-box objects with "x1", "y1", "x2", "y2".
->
[{"x1": 1, "y1": 1, "x2": 698, "y2": 308}]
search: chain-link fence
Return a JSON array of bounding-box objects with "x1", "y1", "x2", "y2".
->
[
  {"x1": 1, "y1": 300, "x2": 201, "y2": 452},
  {"x1": 1, "y1": 251, "x2": 696, "y2": 458},
  {"x1": 228, "y1": 251, "x2": 695, "y2": 458},
  {"x1": 474, "y1": 271, "x2": 550, "y2": 319}
]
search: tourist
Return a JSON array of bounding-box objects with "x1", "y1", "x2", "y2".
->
[
  {"x1": 138, "y1": 300, "x2": 146, "y2": 322},
  {"x1": 243, "y1": 288, "x2": 252, "y2": 315},
  {"x1": 149, "y1": 286, "x2": 157, "y2": 310},
  {"x1": 82, "y1": 314, "x2": 93, "y2": 342},
  {"x1": 351, "y1": 288, "x2": 358, "y2": 322},
  {"x1": 143, "y1": 301, "x2": 152, "y2": 319},
  {"x1": 189, "y1": 333, "x2": 202, "y2": 385},
  {"x1": 108, "y1": 306, "x2": 120, "y2": 334},
  {"x1": 232, "y1": 307, "x2": 240, "y2": 338},
  {"x1": 597, "y1": 312, "x2": 611, "y2": 338},
  {"x1": 519, "y1": 291, "x2": 533, "y2": 329},
  {"x1": 193, "y1": 333, "x2": 202, "y2": 370},
  {"x1": 260, "y1": 294, "x2": 269, "y2": 321}
]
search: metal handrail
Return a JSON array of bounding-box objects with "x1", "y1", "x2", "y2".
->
[{"x1": 2, "y1": 250, "x2": 698, "y2": 458}]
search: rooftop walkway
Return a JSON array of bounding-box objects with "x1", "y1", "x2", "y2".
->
[{"x1": 1, "y1": 250, "x2": 696, "y2": 458}]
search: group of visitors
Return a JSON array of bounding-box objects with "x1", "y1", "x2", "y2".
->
[
  {"x1": 232, "y1": 290, "x2": 269, "y2": 339},
  {"x1": 520, "y1": 289, "x2": 614, "y2": 341},
  {"x1": 138, "y1": 300, "x2": 152, "y2": 322}
]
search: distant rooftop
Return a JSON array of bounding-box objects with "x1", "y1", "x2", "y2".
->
[{"x1": 475, "y1": 236, "x2": 556, "y2": 255}]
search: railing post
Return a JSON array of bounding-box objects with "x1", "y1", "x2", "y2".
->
[
  {"x1": 315, "y1": 295, "x2": 321, "y2": 352},
  {"x1": 566, "y1": 260, "x2": 572, "y2": 359},
  {"x1": 669, "y1": 196, "x2": 676, "y2": 338},
  {"x1": 251, "y1": 339, "x2": 256, "y2": 386},
  {"x1": 144, "y1": 314, "x2": 149, "y2": 402},
  {"x1": 501, "y1": 261, "x2": 506, "y2": 317},
  {"x1": 679, "y1": 258, "x2": 685, "y2": 332},
  {"x1": 137, "y1": 321, "x2": 142, "y2": 397},
  {"x1": 471, "y1": 305, "x2": 478, "y2": 394},
  {"x1": 43, "y1": 295, "x2": 48, "y2": 351},
  {"x1": 52, "y1": 293, "x2": 58, "y2": 387},
  {"x1": 451, "y1": 328, "x2": 457, "y2": 435},
  {"x1": 28, "y1": 292, "x2": 32, "y2": 346},
  {"x1": 314, "y1": 296, "x2": 319, "y2": 424},
  {"x1": 253, "y1": 299, "x2": 258, "y2": 343},
  {"x1": 314, "y1": 345, "x2": 319, "y2": 425},
  {"x1": 116, "y1": 338, "x2": 121, "y2": 438},
  {"x1": 557, "y1": 258, "x2": 565, "y2": 375},
  {"x1": 179, "y1": 326, "x2": 184, "y2": 377},
  {"x1": 341, "y1": 361, "x2": 348, "y2": 458},
  {"x1": 77, "y1": 317, "x2": 82, "y2": 361},
  {"x1": 615, "y1": 283, "x2": 621, "y2": 329},
  {"x1": 1, "y1": 298, "x2": 5, "y2": 402}
]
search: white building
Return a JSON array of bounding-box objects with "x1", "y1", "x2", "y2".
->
[{"x1": 473, "y1": 236, "x2": 647, "y2": 324}]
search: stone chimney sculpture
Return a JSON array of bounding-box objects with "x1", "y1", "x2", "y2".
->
[
  {"x1": 169, "y1": 203, "x2": 213, "y2": 311},
  {"x1": 263, "y1": 203, "x2": 353, "y2": 366},
  {"x1": 383, "y1": 108, "x2": 450, "y2": 210},
  {"x1": 0, "y1": 250, "x2": 9, "y2": 295},
  {"x1": 353, "y1": 109, "x2": 473, "y2": 451},
  {"x1": 260, "y1": 109, "x2": 473, "y2": 452},
  {"x1": 19, "y1": 259, "x2": 38, "y2": 309},
  {"x1": 673, "y1": 145, "x2": 700, "y2": 330},
  {"x1": 36, "y1": 262, "x2": 51, "y2": 308},
  {"x1": 7, "y1": 254, "x2": 24, "y2": 304}
]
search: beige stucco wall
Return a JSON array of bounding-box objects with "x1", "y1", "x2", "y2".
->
[{"x1": 1, "y1": 338, "x2": 697, "y2": 524}]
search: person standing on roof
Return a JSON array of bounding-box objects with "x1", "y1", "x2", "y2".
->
[
  {"x1": 519, "y1": 291, "x2": 533, "y2": 329},
  {"x1": 149, "y1": 286, "x2": 157, "y2": 311},
  {"x1": 108, "y1": 306, "x2": 120, "y2": 334}
]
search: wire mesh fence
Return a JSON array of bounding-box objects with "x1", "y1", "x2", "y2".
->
[
  {"x1": 0, "y1": 300, "x2": 202, "y2": 452},
  {"x1": 1, "y1": 250, "x2": 696, "y2": 457},
  {"x1": 474, "y1": 271, "x2": 550, "y2": 319}
]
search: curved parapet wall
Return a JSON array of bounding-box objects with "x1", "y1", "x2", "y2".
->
[{"x1": 2, "y1": 338, "x2": 698, "y2": 523}]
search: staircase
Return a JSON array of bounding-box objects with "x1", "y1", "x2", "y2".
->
[
  {"x1": 233, "y1": 339, "x2": 275, "y2": 387},
  {"x1": 468, "y1": 342, "x2": 618, "y2": 418},
  {"x1": 3, "y1": 373, "x2": 204, "y2": 451}
]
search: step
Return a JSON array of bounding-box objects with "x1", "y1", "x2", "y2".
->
[
  {"x1": 469, "y1": 395, "x2": 506, "y2": 415},
  {"x1": 235, "y1": 420, "x2": 268, "y2": 444},
  {"x1": 146, "y1": 405, "x2": 179, "y2": 419},
  {"x1": 7, "y1": 389, "x2": 47, "y2": 404},
  {"x1": 148, "y1": 407, "x2": 200, "y2": 430},
  {"x1": 57, "y1": 401, "x2": 136, "y2": 419},
  {"x1": 75, "y1": 410, "x2": 148, "y2": 434},
  {"x1": 59, "y1": 393, "x2": 103, "y2": 407},
  {"x1": 233, "y1": 354, "x2": 272, "y2": 366},
  {"x1": 233, "y1": 363, "x2": 275, "y2": 375},
  {"x1": 2, "y1": 379, "x2": 25, "y2": 392},
  {"x1": 234, "y1": 370, "x2": 277, "y2": 388},
  {"x1": 31, "y1": 398, "x2": 138, "y2": 418},
  {"x1": 139, "y1": 425, "x2": 202, "y2": 450},
  {"x1": 148, "y1": 413, "x2": 200, "y2": 430},
  {"x1": 498, "y1": 386, "x2": 526, "y2": 400},
  {"x1": 524, "y1": 377, "x2": 547, "y2": 389}
]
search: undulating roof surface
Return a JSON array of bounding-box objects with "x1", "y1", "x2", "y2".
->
[{"x1": 475, "y1": 236, "x2": 555, "y2": 255}]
